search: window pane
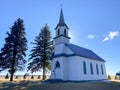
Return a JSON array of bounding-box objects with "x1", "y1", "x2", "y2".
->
[
  {"x1": 96, "y1": 64, "x2": 99, "y2": 75},
  {"x1": 83, "y1": 61, "x2": 87, "y2": 74},
  {"x1": 90, "y1": 63, "x2": 93, "y2": 75},
  {"x1": 101, "y1": 64, "x2": 104, "y2": 75},
  {"x1": 64, "y1": 29, "x2": 66, "y2": 36},
  {"x1": 58, "y1": 29, "x2": 60, "y2": 36}
]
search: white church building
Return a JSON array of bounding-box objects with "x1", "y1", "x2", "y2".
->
[{"x1": 51, "y1": 8, "x2": 106, "y2": 81}]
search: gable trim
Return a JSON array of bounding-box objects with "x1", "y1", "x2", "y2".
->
[{"x1": 52, "y1": 53, "x2": 105, "y2": 62}]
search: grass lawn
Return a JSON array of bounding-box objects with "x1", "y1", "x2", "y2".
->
[{"x1": 0, "y1": 80, "x2": 120, "y2": 90}]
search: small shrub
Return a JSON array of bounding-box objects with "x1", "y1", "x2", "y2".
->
[
  {"x1": 38, "y1": 75, "x2": 41, "y2": 79},
  {"x1": 31, "y1": 75, "x2": 34, "y2": 79},
  {"x1": 5, "y1": 73, "x2": 9, "y2": 79},
  {"x1": 23, "y1": 74, "x2": 26, "y2": 79},
  {"x1": 115, "y1": 76, "x2": 117, "y2": 80},
  {"x1": 108, "y1": 75, "x2": 111, "y2": 80},
  {"x1": 15, "y1": 76, "x2": 19, "y2": 79}
]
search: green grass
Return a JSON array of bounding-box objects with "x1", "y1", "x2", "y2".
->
[{"x1": 0, "y1": 81, "x2": 120, "y2": 90}]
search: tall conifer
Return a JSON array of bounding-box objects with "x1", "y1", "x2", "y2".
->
[
  {"x1": 0, "y1": 18, "x2": 27, "y2": 81},
  {"x1": 28, "y1": 24, "x2": 53, "y2": 80}
]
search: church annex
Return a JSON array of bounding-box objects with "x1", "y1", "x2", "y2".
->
[{"x1": 51, "y1": 8, "x2": 106, "y2": 81}]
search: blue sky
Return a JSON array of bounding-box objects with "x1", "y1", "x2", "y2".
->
[{"x1": 0, "y1": 0, "x2": 120, "y2": 75}]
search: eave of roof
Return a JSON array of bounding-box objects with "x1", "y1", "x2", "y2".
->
[{"x1": 52, "y1": 52, "x2": 105, "y2": 62}]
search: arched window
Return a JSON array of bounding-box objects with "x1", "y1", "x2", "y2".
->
[
  {"x1": 64, "y1": 29, "x2": 66, "y2": 36},
  {"x1": 101, "y1": 64, "x2": 104, "y2": 75},
  {"x1": 90, "y1": 63, "x2": 93, "y2": 75},
  {"x1": 96, "y1": 64, "x2": 99, "y2": 75},
  {"x1": 83, "y1": 61, "x2": 87, "y2": 74},
  {"x1": 55, "y1": 61, "x2": 60, "y2": 69},
  {"x1": 58, "y1": 29, "x2": 60, "y2": 36}
]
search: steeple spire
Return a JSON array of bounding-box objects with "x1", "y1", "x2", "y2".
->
[
  {"x1": 54, "y1": 8, "x2": 71, "y2": 45},
  {"x1": 59, "y1": 8, "x2": 65, "y2": 26},
  {"x1": 55, "y1": 8, "x2": 69, "y2": 29}
]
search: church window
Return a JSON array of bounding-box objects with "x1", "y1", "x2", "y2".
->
[
  {"x1": 55, "y1": 61, "x2": 60, "y2": 68},
  {"x1": 101, "y1": 64, "x2": 104, "y2": 75},
  {"x1": 90, "y1": 63, "x2": 93, "y2": 75},
  {"x1": 58, "y1": 29, "x2": 60, "y2": 36},
  {"x1": 83, "y1": 61, "x2": 87, "y2": 74},
  {"x1": 64, "y1": 29, "x2": 66, "y2": 36},
  {"x1": 96, "y1": 64, "x2": 99, "y2": 75}
]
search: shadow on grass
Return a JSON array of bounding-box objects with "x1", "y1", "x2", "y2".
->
[
  {"x1": 0, "y1": 81, "x2": 120, "y2": 90},
  {"x1": 0, "y1": 80, "x2": 42, "y2": 90}
]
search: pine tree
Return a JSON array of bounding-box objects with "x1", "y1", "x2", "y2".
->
[
  {"x1": 115, "y1": 75, "x2": 117, "y2": 80},
  {"x1": 5, "y1": 73, "x2": 9, "y2": 79},
  {"x1": 0, "y1": 53, "x2": 3, "y2": 71},
  {"x1": 23, "y1": 74, "x2": 26, "y2": 79},
  {"x1": 15, "y1": 75, "x2": 18, "y2": 79},
  {"x1": 0, "y1": 52, "x2": 6, "y2": 71},
  {"x1": 108, "y1": 75, "x2": 111, "y2": 80},
  {"x1": 37, "y1": 75, "x2": 41, "y2": 79},
  {"x1": 0, "y1": 18, "x2": 27, "y2": 81},
  {"x1": 27, "y1": 24, "x2": 53, "y2": 80},
  {"x1": 31, "y1": 75, "x2": 34, "y2": 79}
]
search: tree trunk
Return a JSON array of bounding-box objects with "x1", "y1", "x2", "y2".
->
[
  {"x1": 42, "y1": 60, "x2": 46, "y2": 80},
  {"x1": 10, "y1": 47, "x2": 16, "y2": 81},
  {"x1": 10, "y1": 73, "x2": 14, "y2": 81},
  {"x1": 10, "y1": 61, "x2": 15, "y2": 81},
  {"x1": 10, "y1": 65, "x2": 15, "y2": 81}
]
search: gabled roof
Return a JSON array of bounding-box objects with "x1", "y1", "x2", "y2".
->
[
  {"x1": 66, "y1": 44, "x2": 105, "y2": 62},
  {"x1": 116, "y1": 72, "x2": 120, "y2": 76},
  {"x1": 53, "y1": 43, "x2": 105, "y2": 62}
]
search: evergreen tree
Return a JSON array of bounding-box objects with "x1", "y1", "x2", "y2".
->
[
  {"x1": 115, "y1": 75, "x2": 117, "y2": 80},
  {"x1": 108, "y1": 75, "x2": 111, "y2": 80},
  {"x1": 23, "y1": 74, "x2": 26, "y2": 79},
  {"x1": 0, "y1": 52, "x2": 6, "y2": 71},
  {"x1": 5, "y1": 73, "x2": 9, "y2": 79},
  {"x1": 31, "y1": 75, "x2": 34, "y2": 79},
  {"x1": 37, "y1": 75, "x2": 41, "y2": 79},
  {"x1": 0, "y1": 53, "x2": 3, "y2": 71},
  {"x1": 15, "y1": 75, "x2": 18, "y2": 79},
  {"x1": 27, "y1": 24, "x2": 53, "y2": 80},
  {"x1": 0, "y1": 18, "x2": 27, "y2": 81}
]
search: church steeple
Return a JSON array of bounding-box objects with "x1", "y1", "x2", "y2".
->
[
  {"x1": 54, "y1": 8, "x2": 70, "y2": 45},
  {"x1": 58, "y1": 8, "x2": 65, "y2": 26},
  {"x1": 55, "y1": 8, "x2": 69, "y2": 29}
]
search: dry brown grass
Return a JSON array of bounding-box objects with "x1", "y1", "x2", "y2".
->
[
  {"x1": 0, "y1": 80, "x2": 120, "y2": 90},
  {"x1": 0, "y1": 75, "x2": 120, "y2": 90}
]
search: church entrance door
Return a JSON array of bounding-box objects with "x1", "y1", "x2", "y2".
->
[
  {"x1": 55, "y1": 68, "x2": 61, "y2": 79},
  {"x1": 54, "y1": 61, "x2": 61, "y2": 79}
]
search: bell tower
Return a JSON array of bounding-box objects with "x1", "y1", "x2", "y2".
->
[
  {"x1": 51, "y1": 8, "x2": 71, "y2": 79},
  {"x1": 54, "y1": 8, "x2": 71, "y2": 45}
]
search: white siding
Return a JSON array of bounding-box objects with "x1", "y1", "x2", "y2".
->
[
  {"x1": 51, "y1": 53, "x2": 106, "y2": 81},
  {"x1": 67, "y1": 56, "x2": 106, "y2": 81}
]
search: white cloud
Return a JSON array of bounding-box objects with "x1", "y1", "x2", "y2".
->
[
  {"x1": 109, "y1": 31, "x2": 119, "y2": 39},
  {"x1": 103, "y1": 31, "x2": 119, "y2": 42},
  {"x1": 85, "y1": 44, "x2": 88, "y2": 47},
  {"x1": 88, "y1": 34, "x2": 95, "y2": 39},
  {"x1": 102, "y1": 37, "x2": 109, "y2": 42}
]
